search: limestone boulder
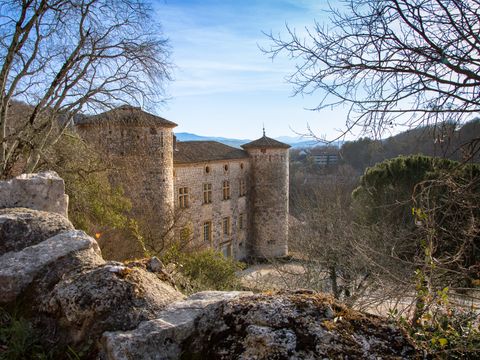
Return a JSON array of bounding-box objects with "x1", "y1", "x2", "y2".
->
[
  {"x1": 102, "y1": 291, "x2": 252, "y2": 360},
  {"x1": 0, "y1": 208, "x2": 74, "y2": 255},
  {"x1": 0, "y1": 171, "x2": 69, "y2": 217},
  {"x1": 43, "y1": 264, "x2": 184, "y2": 345},
  {"x1": 190, "y1": 291, "x2": 417, "y2": 359},
  {"x1": 102, "y1": 291, "x2": 417, "y2": 360},
  {"x1": 0, "y1": 230, "x2": 103, "y2": 304}
]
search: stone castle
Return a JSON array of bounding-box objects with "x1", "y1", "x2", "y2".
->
[{"x1": 76, "y1": 105, "x2": 290, "y2": 260}]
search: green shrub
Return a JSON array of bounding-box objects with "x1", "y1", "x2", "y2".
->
[
  {"x1": 0, "y1": 308, "x2": 49, "y2": 360},
  {"x1": 163, "y1": 246, "x2": 246, "y2": 294},
  {"x1": 0, "y1": 308, "x2": 94, "y2": 360},
  {"x1": 392, "y1": 280, "x2": 480, "y2": 358}
]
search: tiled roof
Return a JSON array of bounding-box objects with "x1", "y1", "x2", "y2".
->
[
  {"x1": 75, "y1": 105, "x2": 177, "y2": 128},
  {"x1": 241, "y1": 135, "x2": 291, "y2": 149},
  {"x1": 174, "y1": 141, "x2": 249, "y2": 164}
]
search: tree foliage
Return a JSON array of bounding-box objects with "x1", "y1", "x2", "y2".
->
[
  {"x1": 353, "y1": 155, "x2": 478, "y2": 224},
  {"x1": 353, "y1": 155, "x2": 480, "y2": 284},
  {"x1": 0, "y1": 0, "x2": 170, "y2": 178},
  {"x1": 46, "y1": 132, "x2": 132, "y2": 232},
  {"x1": 265, "y1": 0, "x2": 480, "y2": 137},
  {"x1": 36, "y1": 130, "x2": 144, "y2": 261}
]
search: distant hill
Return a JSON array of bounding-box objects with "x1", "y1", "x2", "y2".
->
[
  {"x1": 175, "y1": 133, "x2": 250, "y2": 149},
  {"x1": 174, "y1": 132, "x2": 342, "y2": 149},
  {"x1": 340, "y1": 118, "x2": 480, "y2": 173}
]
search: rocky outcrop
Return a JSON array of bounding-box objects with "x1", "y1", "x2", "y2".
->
[
  {"x1": 102, "y1": 291, "x2": 253, "y2": 359},
  {"x1": 0, "y1": 229, "x2": 101, "y2": 303},
  {"x1": 0, "y1": 207, "x2": 183, "y2": 356},
  {"x1": 0, "y1": 171, "x2": 69, "y2": 217},
  {"x1": 43, "y1": 264, "x2": 183, "y2": 344},
  {"x1": 102, "y1": 290, "x2": 416, "y2": 360},
  {"x1": 0, "y1": 207, "x2": 74, "y2": 255}
]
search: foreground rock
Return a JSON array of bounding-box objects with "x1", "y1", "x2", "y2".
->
[
  {"x1": 102, "y1": 290, "x2": 417, "y2": 360},
  {"x1": 0, "y1": 171, "x2": 69, "y2": 217},
  {"x1": 43, "y1": 264, "x2": 183, "y2": 345},
  {"x1": 0, "y1": 207, "x2": 74, "y2": 255},
  {"x1": 0, "y1": 207, "x2": 183, "y2": 356},
  {"x1": 102, "y1": 291, "x2": 253, "y2": 359},
  {"x1": 0, "y1": 230, "x2": 101, "y2": 303}
]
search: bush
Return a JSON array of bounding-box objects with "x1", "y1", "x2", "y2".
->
[
  {"x1": 0, "y1": 308, "x2": 48, "y2": 360},
  {"x1": 0, "y1": 308, "x2": 95, "y2": 359},
  {"x1": 392, "y1": 281, "x2": 480, "y2": 358},
  {"x1": 41, "y1": 132, "x2": 132, "y2": 233},
  {"x1": 163, "y1": 247, "x2": 246, "y2": 294}
]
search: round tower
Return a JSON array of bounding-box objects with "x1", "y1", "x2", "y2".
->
[
  {"x1": 242, "y1": 133, "x2": 290, "y2": 259},
  {"x1": 75, "y1": 105, "x2": 177, "y2": 238}
]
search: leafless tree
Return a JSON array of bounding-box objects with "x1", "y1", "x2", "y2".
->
[
  {"x1": 0, "y1": 0, "x2": 170, "y2": 178},
  {"x1": 263, "y1": 0, "x2": 480, "y2": 139},
  {"x1": 287, "y1": 165, "x2": 375, "y2": 301}
]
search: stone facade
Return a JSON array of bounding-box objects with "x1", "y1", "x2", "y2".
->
[
  {"x1": 174, "y1": 159, "x2": 250, "y2": 259},
  {"x1": 76, "y1": 106, "x2": 290, "y2": 260}
]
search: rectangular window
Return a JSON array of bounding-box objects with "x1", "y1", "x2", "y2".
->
[
  {"x1": 203, "y1": 221, "x2": 212, "y2": 243},
  {"x1": 203, "y1": 183, "x2": 212, "y2": 204},
  {"x1": 222, "y1": 180, "x2": 230, "y2": 200},
  {"x1": 178, "y1": 187, "x2": 189, "y2": 208},
  {"x1": 223, "y1": 217, "x2": 231, "y2": 236},
  {"x1": 239, "y1": 178, "x2": 246, "y2": 197},
  {"x1": 239, "y1": 213, "x2": 245, "y2": 230}
]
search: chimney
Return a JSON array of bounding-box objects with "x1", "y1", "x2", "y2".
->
[{"x1": 173, "y1": 134, "x2": 177, "y2": 151}]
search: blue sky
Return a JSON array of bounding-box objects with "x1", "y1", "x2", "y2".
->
[{"x1": 153, "y1": 0, "x2": 349, "y2": 140}]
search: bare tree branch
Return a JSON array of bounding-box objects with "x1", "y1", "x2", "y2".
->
[
  {"x1": 262, "y1": 0, "x2": 480, "y2": 139},
  {"x1": 0, "y1": 0, "x2": 171, "y2": 178}
]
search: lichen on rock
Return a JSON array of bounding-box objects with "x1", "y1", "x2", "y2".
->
[
  {"x1": 102, "y1": 291, "x2": 417, "y2": 360},
  {"x1": 0, "y1": 207, "x2": 74, "y2": 255}
]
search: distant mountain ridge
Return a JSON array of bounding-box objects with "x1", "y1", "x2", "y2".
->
[
  {"x1": 175, "y1": 133, "x2": 250, "y2": 149},
  {"x1": 174, "y1": 132, "x2": 340, "y2": 149}
]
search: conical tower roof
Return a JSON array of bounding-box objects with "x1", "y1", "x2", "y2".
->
[{"x1": 241, "y1": 134, "x2": 291, "y2": 149}]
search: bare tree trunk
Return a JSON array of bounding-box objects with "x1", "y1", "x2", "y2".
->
[
  {"x1": 0, "y1": 0, "x2": 170, "y2": 177},
  {"x1": 330, "y1": 265, "x2": 340, "y2": 299}
]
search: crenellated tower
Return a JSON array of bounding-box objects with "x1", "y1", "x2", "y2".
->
[{"x1": 242, "y1": 133, "x2": 290, "y2": 259}]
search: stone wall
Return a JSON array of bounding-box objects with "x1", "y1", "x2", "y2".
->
[
  {"x1": 0, "y1": 171, "x2": 69, "y2": 218},
  {"x1": 173, "y1": 159, "x2": 250, "y2": 259},
  {"x1": 77, "y1": 122, "x2": 175, "y2": 240},
  {"x1": 246, "y1": 148, "x2": 289, "y2": 258}
]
